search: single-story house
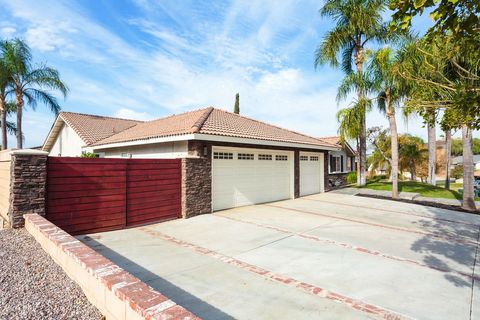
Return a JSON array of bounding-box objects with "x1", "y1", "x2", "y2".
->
[
  {"x1": 42, "y1": 107, "x2": 340, "y2": 212},
  {"x1": 451, "y1": 155, "x2": 480, "y2": 171},
  {"x1": 317, "y1": 136, "x2": 357, "y2": 188}
]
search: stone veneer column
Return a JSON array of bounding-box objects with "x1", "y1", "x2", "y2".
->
[
  {"x1": 8, "y1": 150, "x2": 48, "y2": 228},
  {"x1": 323, "y1": 151, "x2": 330, "y2": 192},
  {"x1": 294, "y1": 150, "x2": 300, "y2": 198},
  {"x1": 181, "y1": 141, "x2": 212, "y2": 218}
]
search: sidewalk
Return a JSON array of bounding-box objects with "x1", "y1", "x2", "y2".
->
[{"x1": 330, "y1": 187, "x2": 480, "y2": 212}]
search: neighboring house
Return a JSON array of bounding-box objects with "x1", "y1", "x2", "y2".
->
[
  {"x1": 317, "y1": 136, "x2": 357, "y2": 188},
  {"x1": 43, "y1": 107, "x2": 340, "y2": 211},
  {"x1": 43, "y1": 112, "x2": 142, "y2": 157},
  {"x1": 451, "y1": 155, "x2": 480, "y2": 171}
]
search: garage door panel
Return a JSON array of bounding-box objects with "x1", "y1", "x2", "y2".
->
[
  {"x1": 212, "y1": 148, "x2": 292, "y2": 211},
  {"x1": 300, "y1": 152, "x2": 324, "y2": 197}
]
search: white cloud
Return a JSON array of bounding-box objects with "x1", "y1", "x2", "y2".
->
[{"x1": 0, "y1": 26, "x2": 16, "y2": 38}]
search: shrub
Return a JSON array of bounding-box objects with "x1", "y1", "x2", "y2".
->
[
  {"x1": 81, "y1": 152, "x2": 98, "y2": 158},
  {"x1": 346, "y1": 172, "x2": 357, "y2": 184},
  {"x1": 451, "y1": 165, "x2": 463, "y2": 179}
]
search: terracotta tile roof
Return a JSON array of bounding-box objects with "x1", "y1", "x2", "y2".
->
[
  {"x1": 60, "y1": 112, "x2": 142, "y2": 145},
  {"x1": 94, "y1": 107, "x2": 338, "y2": 149},
  {"x1": 318, "y1": 136, "x2": 341, "y2": 146}
]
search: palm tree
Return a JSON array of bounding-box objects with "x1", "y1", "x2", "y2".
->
[
  {"x1": 336, "y1": 103, "x2": 364, "y2": 183},
  {"x1": 369, "y1": 47, "x2": 409, "y2": 198},
  {"x1": 315, "y1": 0, "x2": 390, "y2": 186},
  {"x1": 0, "y1": 47, "x2": 12, "y2": 149},
  {"x1": 426, "y1": 110, "x2": 437, "y2": 185},
  {"x1": 2, "y1": 39, "x2": 68, "y2": 149}
]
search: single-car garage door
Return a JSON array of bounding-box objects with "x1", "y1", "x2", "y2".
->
[
  {"x1": 212, "y1": 147, "x2": 293, "y2": 211},
  {"x1": 300, "y1": 152, "x2": 324, "y2": 196}
]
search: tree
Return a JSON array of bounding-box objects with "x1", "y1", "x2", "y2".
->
[
  {"x1": 0, "y1": 46, "x2": 13, "y2": 149},
  {"x1": 426, "y1": 110, "x2": 437, "y2": 186},
  {"x1": 2, "y1": 39, "x2": 68, "y2": 149},
  {"x1": 369, "y1": 47, "x2": 409, "y2": 198},
  {"x1": 390, "y1": 0, "x2": 479, "y2": 41},
  {"x1": 233, "y1": 93, "x2": 239, "y2": 114},
  {"x1": 451, "y1": 138, "x2": 480, "y2": 156},
  {"x1": 443, "y1": 128, "x2": 452, "y2": 189},
  {"x1": 336, "y1": 104, "x2": 364, "y2": 183},
  {"x1": 397, "y1": 34, "x2": 480, "y2": 210},
  {"x1": 314, "y1": 0, "x2": 390, "y2": 186},
  {"x1": 366, "y1": 127, "x2": 391, "y2": 178},
  {"x1": 398, "y1": 134, "x2": 427, "y2": 181}
]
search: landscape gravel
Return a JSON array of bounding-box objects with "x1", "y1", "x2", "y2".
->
[{"x1": 0, "y1": 228, "x2": 103, "y2": 320}]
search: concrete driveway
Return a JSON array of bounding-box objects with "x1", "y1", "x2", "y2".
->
[{"x1": 78, "y1": 192, "x2": 480, "y2": 320}]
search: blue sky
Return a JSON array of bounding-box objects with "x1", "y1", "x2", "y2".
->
[{"x1": 0, "y1": 0, "x2": 461, "y2": 148}]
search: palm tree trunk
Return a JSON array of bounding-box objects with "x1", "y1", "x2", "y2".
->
[
  {"x1": 387, "y1": 101, "x2": 399, "y2": 199},
  {"x1": 0, "y1": 99, "x2": 6, "y2": 150},
  {"x1": 427, "y1": 114, "x2": 436, "y2": 185},
  {"x1": 15, "y1": 88, "x2": 22, "y2": 149},
  {"x1": 461, "y1": 125, "x2": 476, "y2": 211},
  {"x1": 444, "y1": 129, "x2": 451, "y2": 190},
  {"x1": 355, "y1": 47, "x2": 367, "y2": 186}
]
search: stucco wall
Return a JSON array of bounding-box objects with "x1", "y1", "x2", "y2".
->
[
  {"x1": 0, "y1": 157, "x2": 10, "y2": 223},
  {"x1": 49, "y1": 124, "x2": 85, "y2": 157},
  {"x1": 96, "y1": 141, "x2": 188, "y2": 158}
]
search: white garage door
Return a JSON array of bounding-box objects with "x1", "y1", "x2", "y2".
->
[
  {"x1": 212, "y1": 147, "x2": 293, "y2": 211},
  {"x1": 300, "y1": 152, "x2": 324, "y2": 196}
]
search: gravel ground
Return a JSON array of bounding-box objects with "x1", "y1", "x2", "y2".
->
[{"x1": 0, "y1": 228, "x2": 103, "y2": 320}]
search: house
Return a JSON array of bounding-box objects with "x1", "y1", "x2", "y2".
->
[
  {"x1": 43, "y1": 107, "x2": 340, "y2": 211},
  {"x1": 43, "y1": 112, "x2": 142, "y2": 157},
  {"x1": 451, "y1": 155, "x2": 480, "y2": 171},
  {"x1": 317, "y1": 136, "x2": 357, "y2": 188}
]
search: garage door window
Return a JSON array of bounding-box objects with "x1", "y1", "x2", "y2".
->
[
  {"x1": 275, "y1": 155, "x2": 288, "y2": 161},
  {"x1": 300, "y1": 155, "x2": 308, "y2": 161},
  {"x1": 258, "y1": 154, "x2": 273, "y2": 160},
  {"x1": 213, "y1": 152, "x2": 233, "y2": 159},
  {"x1": 238, "y1": 153, "x2": 254, "y2": 160},
  {"x1": 310, "y1": 156, "x2": 319, "y2": 161}
]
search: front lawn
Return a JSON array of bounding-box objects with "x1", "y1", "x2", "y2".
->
[{"x1": 359, "y1": 180, "x2": 476, "y2": 200}]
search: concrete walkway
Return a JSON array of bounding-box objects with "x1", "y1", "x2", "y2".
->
[
  {"x1": 79, "y1": 193, "x2": 480, "y2": 320},
  {"x1": 336, "y1": 187, "x2": 480, "y2": 210}
]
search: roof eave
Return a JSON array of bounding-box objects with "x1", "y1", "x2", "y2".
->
[{"x1": 90, "y1": 133, "x2": 341, "y2": 151}]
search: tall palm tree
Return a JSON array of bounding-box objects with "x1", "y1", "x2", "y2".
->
[
  {"x1": 0, "y1": 47, "x2": 12, "y2": 149},
  {"x1": 426, "y1": 110, "x2": 437, "y2": 185},
  {"x1": 315, "y1": 0, "x2": 390, "y2": 186},
  {"x1": 2, "y1": 39, "x2": 68, "y2": 149},
  {"x1": 336, "y1": 103, "x2": 364, "y2": 183},
  {"x1": 369, "y1": 47, "x2": 409, "y2": 198}
]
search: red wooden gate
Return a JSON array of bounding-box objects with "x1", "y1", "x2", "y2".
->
[{"x1": 47, "y1": 157, "x2": 181, "y2": 235}]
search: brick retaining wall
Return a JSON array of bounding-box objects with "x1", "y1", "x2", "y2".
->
[{"x1": 24, "y1": 213, "x2": 200, "y2": 320}]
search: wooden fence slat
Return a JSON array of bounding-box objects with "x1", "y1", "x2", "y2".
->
[{"x1": 46, "y1": 157, "x2": 182, "y2": 234}]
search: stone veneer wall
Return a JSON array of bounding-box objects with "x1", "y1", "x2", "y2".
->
[
  {"x1": 326, "y1": 173, "x2": 349, "y2": 190},
  {"x1": 3, "y1": 150, "x2": 48, "y2": 228},
  {"x1": 181, "y1": 141, "x2": 212, "y2": 218}
]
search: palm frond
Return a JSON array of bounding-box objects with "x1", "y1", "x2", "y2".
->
[{"x1": 24, "y1": 88, "x2": 61, "y2": 115}]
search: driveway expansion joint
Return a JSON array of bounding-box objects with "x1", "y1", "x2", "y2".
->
[{"x1": 138, "y1": 226, "x2": 413, "y2": 320}]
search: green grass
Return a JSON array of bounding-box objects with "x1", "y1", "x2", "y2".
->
[{"x1": 359, "y1": 180, "x2": 480, "y2": 200}]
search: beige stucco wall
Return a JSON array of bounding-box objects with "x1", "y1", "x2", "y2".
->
[
  {"x1": 95, "y1": 141, "x2": 188, "y2": 159},
  {"x1": 49, "y1": 124, "x2": 85, "y2": 157},
  {"x1": 0, "y1": 158, "x2": 10, "y2": 222}
]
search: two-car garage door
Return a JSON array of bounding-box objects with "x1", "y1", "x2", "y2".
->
[
  {"x1": 212, "y1": 147, "x2": 325, "y2": 211},
  {"x1": 212, "y1": 147, "x2": 293, "y2": 211}
]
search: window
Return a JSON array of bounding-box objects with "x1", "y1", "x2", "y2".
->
[
  {"x1": 258, "y1": 154, "x2": 272, "y2": 160},
  {"x1": 275, "y1": 155, "x2": 288, "y2": 161},
  {"x1": 300, "y1": 155, "x2": 309, "y2": 161},
  {"x1": 329, "y1": 154, "x2": 342, "y2": 173},
  {"x1": 213, "y1": 152, "x2": 233, "y2": 159},
  {"x1": 310, "y1": 156, "x2": 319, "y2": 161},
  {"x1": 238, "y1": 153, "x2": 254, "y2": 160}
]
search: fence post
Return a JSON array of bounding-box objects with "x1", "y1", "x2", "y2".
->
[{"x1": 8, "y1": 149, "x2": 48, "y2": 228}]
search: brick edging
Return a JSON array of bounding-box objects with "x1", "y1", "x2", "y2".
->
[{"x1": 24, "y1": 214, "x2": 200, "y2": 320}]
